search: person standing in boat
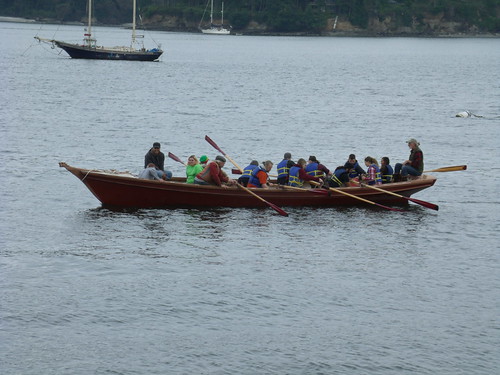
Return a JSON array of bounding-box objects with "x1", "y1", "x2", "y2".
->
[
  {"x1": 185, "y1": 155, "x2": 204, "y2": 184},
  {"x1": 247, "y1": 161, "x2": 274, "y2": 189},
  {"x1": 380, "y1": 156, "x2": 394, "y2": 183},
  {"x1": 394, "y1": 138, "x2": 424, "y2": 180},
  {"x1": 288, "y1": 158, "x2": 323, "y2": 188},
  {"x1": 194, "y1": 155, "x2": 234, "y2": 187},
  {"x1": 305, "y1": 155, "x2": 332, "y2": 179},
  {"x1": 144, "y1": 142, "x2": 172, "y2": 180},
  {"x1": 237, "y1": 160, "x2": 259, "y2": 187},
  {"x1": 276, "y1": 152, "x2": 295, "y2": 185},
  {"x1": 362, "y1": 156, "x2": 383, "y2": 185},
  {"x1": 345, "y1": 154, "x2": 366, "y2": 179}
]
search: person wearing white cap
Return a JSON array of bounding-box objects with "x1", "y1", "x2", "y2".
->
[{"x1": 394, "y1": 138, "x2": 424, "y2": 180}]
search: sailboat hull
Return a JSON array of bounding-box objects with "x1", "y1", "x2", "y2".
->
[
  {"x1": 55, "y1": 41, "x2": 163, "y2": 61},
  {"x1": 201, "y1": 27, "x2": 231, "y2": 35}
]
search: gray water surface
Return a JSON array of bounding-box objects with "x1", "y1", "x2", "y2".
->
[{"x1": 1, "y1": 23, "x2": 499, "y2": 374}]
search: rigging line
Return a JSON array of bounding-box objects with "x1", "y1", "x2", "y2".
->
[{"x1": 82, "y1": 170, "x2": 96, "y2": 181}]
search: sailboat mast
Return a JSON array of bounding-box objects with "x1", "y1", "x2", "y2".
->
[
  {"x1": 221, "y1": 2, "x2": 224, "y2": 25},
  {"x1": 210, "y1": 0, "x2": 214, "y2": 25},
  {"x1": 85, "y1": 0, "x2": 92, "y2": 46},
  {"x1": 132, "y1": 0, "x2": 137, "y2": 46}
]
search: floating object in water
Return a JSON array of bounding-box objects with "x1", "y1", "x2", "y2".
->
[{"x1": 455, "y1": 110, "x2": 483, "y2": 118}]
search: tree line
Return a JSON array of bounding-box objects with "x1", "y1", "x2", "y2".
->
[{"x1": 1, "y1": 0, "x2": 499, "y2": 33}]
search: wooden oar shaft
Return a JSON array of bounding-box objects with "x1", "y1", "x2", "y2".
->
[
  {"x1": 310, "y1": 181, "x2": 401, "y2": 211},
  {"x1": 359, "y1": 182, "x2": 439, "y2": 210},
  {"x1": 423, "y1": 165, "x2": 467, "y2": 173},
  {"x1": 237, "y1": 184, "x2": 288, "y2": 216},
  {"x1": 280, "y1": 185, "x2": 328, "y2": 195},
  {"x1": 205, "y1": 135, "x2": 243, "y2": 172},
  {"x1": 205, "y1": 135, "x2": 288, "y2": 216},
  {"x1": 225, "y1": 155, "x2": 243, "y2": 173}
]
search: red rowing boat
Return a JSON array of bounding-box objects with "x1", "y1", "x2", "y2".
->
[{"x1": 59, "y1": 162, "x2": 437, "y2": 209}]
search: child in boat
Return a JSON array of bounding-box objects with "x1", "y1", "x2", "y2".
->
[
  {"x1": 363, "y1": 156, "x2": 383, "y2": 185},
  {"x1": 380, "y1": 157, "x2": 394, "y2": 183}
]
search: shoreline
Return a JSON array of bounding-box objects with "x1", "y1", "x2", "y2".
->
[{"x1": 2, "y1": 16, "x2": 498, "y2": 38}]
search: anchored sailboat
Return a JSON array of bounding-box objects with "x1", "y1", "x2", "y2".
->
[
  {"x1": 200, "y1": 0, "x2": 231, "y2": 35},
  {"x1": 35, "y1": 0, "x2": 163, "y2": 61}
]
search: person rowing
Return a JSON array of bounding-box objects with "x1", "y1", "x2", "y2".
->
[
  {"x1": 237, "y1": 160, "x2": 259, "y2": 187},
  {"x1": 326, "y1": 163, "x2": 353, "y2": 188},
  {"x1": 362, "y1": 156, "x2": 383, "y2": 185},
  {"x1": 345, "y1": 154, "x2": 366, "y2": 179},
  {"x1": 288, "y1": 158, "x2": 323, "y2": 188},
  {"x1": 247, "y1": 160, "x2": 274, "y2": 189},
  {"x1": 276, "y1": 152, "x2": 295, "y2": 185},
  {"x1": 305, "y1": 155, "x2": 332, "y2": 179},
  {"x1": 194, "y1": 155, "x2": 235, "y2": 188},
  {"x1": 380, "y1": 156, "x2": 394, "y2": 183}
]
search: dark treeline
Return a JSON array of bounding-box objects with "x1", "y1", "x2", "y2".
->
[{"x1": 1, "y1": 0, "x2": 499, "y2": 33}]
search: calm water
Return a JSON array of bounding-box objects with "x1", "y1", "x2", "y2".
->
[{"x1": 1, "y1": 22, "x2": 499, "y2": 374}]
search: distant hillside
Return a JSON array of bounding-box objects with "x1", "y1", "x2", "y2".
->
[{"x1": 1, "y1": 0, "x2": 499, "y2": 35}]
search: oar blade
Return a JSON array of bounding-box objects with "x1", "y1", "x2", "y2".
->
[
  {"x1": 205, "y1": 135, "x2": 225, "y2": 155},
  {"x1": 407, "y1": 197, "x2": 439, "y2": 210},
  {"x1": 268, "y1": 202, "x2": 289, "y2": 216},
  {"x1": 425, "y1": 165, "x2": 467, "y2": 173},
  {"x1": 168, "y1": 152, "x2": 184, "y2": 165},
  {"x1": 376, "y1": 203, "x2": 404, "y2": 212}
]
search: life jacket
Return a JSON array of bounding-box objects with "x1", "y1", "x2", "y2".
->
[
  {"x1": 305, "y1": 162, "x2": 322, "y2": 177},
  {"x1": 329, "y1": 167, "x2": 347, "y2": 187},
  {"x1": 277, "y1": 159, "x2": 290, "y2": 179},
  {"x1": 382, "y1": 164, "x2": 394, "y2": 183},
  {"x1": 248, "y1": 167, "x2": 267, "y2": 188},
  {"x1": 348, "y1": 161, "x2": 361, "y2": 179},
  {"x1": 368, "y1": 164, "x2": 382, "y2": 185},
  {"x1": 288, "y1": 166, "x2": 303, "y2": 187},
  {"x1": 242, "y1": 164, "x2": 258, "y2": 178}
]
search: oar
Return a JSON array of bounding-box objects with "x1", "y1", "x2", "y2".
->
[
  {"x1": 236, "y1": 184, "x2": 289, "y2": 217},
  {"x1": 205, "y1": 135, "x2": 288, "y2": 217},
  {"x1": 309, "y1": 181, "x2": 403, "y2": 212},
  {"x1": 232, "y1": 167, "x2": 277, "y2": 178},
  {"x1": 423, "y1": 165, "x2": 467, "y2": 173},
  {"x1": 280, "y1": 185, "x2": 328, "y2": 195},
  {"x1": 357, "y1": 182, "x2": 439, "y2": 211},
  {"x1": 204, "y1": 135, "x2": 244, "y2": 172},
  {"x1": 168, "y1": 152, "x2": 186, "y2": 166}
]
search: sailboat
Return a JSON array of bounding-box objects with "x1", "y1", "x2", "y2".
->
[
  {"x1": 200, "y1": 0, "x2": 231, "y2": 35},
  {"x1": 35, "y1": 0, "x2": 163, "y2": 61}
]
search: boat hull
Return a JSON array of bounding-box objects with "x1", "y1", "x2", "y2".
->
[
  {"x1": 55, "y1": 41, "x2": 163, "y2": 61},
  {"x1": 60, "y1": 163, "x2": 437, "y2": 209},
  {"x1": 201, "y1": 27, "x2": 231, "y2": 35}
]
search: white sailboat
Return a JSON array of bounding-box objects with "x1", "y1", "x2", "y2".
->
[
  {"x1": 200, "y1": 0, "x2": 231, "y2": 35},
  {"x1": 35, "y1": 0, "x2": 163, "y2": 61}
]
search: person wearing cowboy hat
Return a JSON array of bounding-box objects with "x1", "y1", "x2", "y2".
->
[{"x1": 394, "y1": 138, "x2": 424, "y2": 180}]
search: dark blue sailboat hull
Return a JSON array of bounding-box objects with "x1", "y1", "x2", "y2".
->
[{"x1": 55, "y1": 41, "x2": 163, "y2": 62}]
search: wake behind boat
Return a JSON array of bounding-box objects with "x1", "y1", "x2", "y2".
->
[
  {"x1": 59, "y1": 162, "x2": 437, "y2": 210},
  {"x1": 35, "y1": 0, "x2": 163, "y2": 61}
]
